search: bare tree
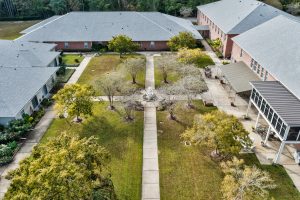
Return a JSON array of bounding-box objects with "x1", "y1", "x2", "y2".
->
[
  {"x1": 175, "y1": 75, "x2": 208, "y2": 108},
  {"x1": 96, "y1": 72, "x2": 123, "y2": 110},
  {"x1": 158, "y1": 84, "x2": 180, "y2": 120},
  {"x1": 156, "y1": 55, "x2": 181, "y2": 84},
  {"x1": 121, "y1": 92, "x2": 143, "y2": 121},
  {"x1": 180, "y1": 7, "x2": 193, "y2": 18},
  {"x1": 123, "y1": 58, "x2": 145, "y2": 84}
]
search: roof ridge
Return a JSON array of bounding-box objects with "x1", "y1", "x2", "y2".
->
[
  {"x1": 136, "y1": 12, "x2": 176, "y2": 37},
  {"x1": 227, "y1": 0, "x2": 262, "y2": 33},
  {"x1": 16, "y1": 13, "x2": 68, "y2": 41}
]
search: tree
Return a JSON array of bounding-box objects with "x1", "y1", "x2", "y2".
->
[
  {"x1": 174, "y1": 75, "x2": 208, "y2": 108},
  {"x1": 108, "y1": 35, "x2": 139, "y2": 58},
  {"x1": 4, "y1": 133, "x2": 117, "y2": 200},
  {"x1": 123, "y1": 57, "x2": 145, "y2": 84},
  {"x1": 96, "y1": 72, "x2": 123, "y2": 110},
  {"x1": 156, "y1": 54, "x2": 181, "y2": 84},
  {"x1": 220, "y1": 157, "x2": 276, "y2": 200},
  {"x1": 167, "y1": 32, "x2": 197, "y2": 51},
  {"x1": 180, "y1": 7, "x2": 193, "y2": 17},
  {"x1": 181, "y1": 110, "x2": 252, "y2": 157},
  {"x1": 177, "y1": 48, "x2": 204, "y2": 64},
  {"x1": 53, "y1": 84, "x2": 95, "y2": 122},
  {"x1": 121, "y1": 93, "x2": 143, "y2": 121},
  {"x1": 159, "y1": 84, "x2": 180, "y2": 120},
  {"x1": 49, "y1": 0, "x2": 67, "y2": 14}
]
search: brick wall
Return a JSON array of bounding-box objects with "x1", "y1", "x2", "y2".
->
[
  {"x1": 139, "y1": 41, "x2": 169, "y2": 51},
  {"x1": 51, "y1": 41, "x2": 169, "y2": 51},
  {"x1": 197, "y1": 10, "x2": 237, "y2": 58},
  {"x1": 53, "y1": 42, "x2": 92, "y2": 51}
]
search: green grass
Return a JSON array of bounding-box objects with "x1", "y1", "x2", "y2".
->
[
  {"x1": 77, "y1": 54, "x2": 145, "y2": 95},
  {"x1": 56, "y1": 69, "x2": 75, "y2": 83},
  {"x1": 0, "y1": 20, "x2": 40, "y2": 40},
  {"x1": 158, "y1": 100, "x2": 222, "y2": 200},
  {"x1": 41, "y1": 102, "x2": 143, "y2": 200},
  {"x1": 240, "y1": 154, "x2": 300, "y2": 199},
  {"x1": 61, "y1": 54, "x2": 84, "y2": 66},
  {"x1": 158, "y1": 100, "x2": 300, "y2": 200}
]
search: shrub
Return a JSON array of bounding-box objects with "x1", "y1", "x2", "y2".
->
[
  {"x1": 0, "y1": 144, "x2": 14, "y2": 165},
  {"x1": 177, "y1": 48, "x2": 214, "y2": 68},
  {"x1": 7, "y1": 119, "x2": 31, "y2": 136},
  {"x1": 168, "y1": 32, "x2": 197, "y2": 51},
  {"x1": 75, "y1": 58, "x2": 80, "y2": 63},
  {"x1": 41, "y1": 98, "x2": 53, "y2": 108},
  {"x1": 0, "y1": 132, "x2": 19, "y2": 145},
  {"x1": 31, "y1": 109, "x2": 45, "y2": 126}
]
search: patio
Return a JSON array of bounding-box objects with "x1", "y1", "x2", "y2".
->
[{"x1": 202, "y1": 66, "x2": 300, "y2": 191}]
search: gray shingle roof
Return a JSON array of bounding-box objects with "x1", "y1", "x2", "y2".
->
[
  {"x1": 197, "y1": 0, "x2": 295, "y2": 34},
  {"x1": 0, "y1": 67, "x2": 58, "y2": 117},
  {"x1": 251, "y1": 81, "x2": 300, "y2": 127},
  {"x1": 233, "y1": 15, "x2": 300, "y2": 99},
  {"x1": 18, "y1": 12, "x2": 202, "y2": 42},
  {"x1": 20, "y1": 15, "x2": 61, "y2": 34},
  {"x1": 0, "y1": 40, "x2": 60, "y2": 68},
  {"x1": 220, "y1": 61, "x2": 260, "y2": 93}
]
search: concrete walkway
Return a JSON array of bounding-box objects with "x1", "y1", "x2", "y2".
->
[
  {"x1": 142, "y1": 55, "x2": 160, "y2": 200},
  {"x1": 0, "y1": 55, "x2": 93, "y2": 199},
  {"x1": 67, "y1": 54, "x2": 94, "y2": 84}
]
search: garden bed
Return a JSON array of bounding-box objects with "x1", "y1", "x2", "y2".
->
[{"x1": 56, "y1": 68, "x2": 75, "y2": 83}]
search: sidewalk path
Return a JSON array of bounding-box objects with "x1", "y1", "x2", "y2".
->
[
  {"x1": 67, "y1": 54, "x2": 94, "y2": 84},
  {"x1": 142, "y1": 55, "x2": 160, "y2": 200},
  {"x1": 0, "y1": 55, "x2": 93, "y2": 199}
]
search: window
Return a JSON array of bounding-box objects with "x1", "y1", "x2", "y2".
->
[
  {"x1": 64, "y1": 42, "x2": 69, "y2": 48},
  {"x1": 150, "y1": 41, "x2": 155, "y2": 48},
  {"x1": 31, "y1": 96, "x2": 39, "y2": 109},
  {"x1": 264, "y1": 71, "x2": 268, "y2": 81},
  {"x1": 264, "y1": 104, "x2": 269, "y2": 116},
  {"x1": 42, "y1": 85, "x2": 48, "y2": 95},
  {"x1": 240, "y1": 49, "x2": 243, "y2": 57},
  {"x1": 267, "y1": 108, "x2": 273, "y2": 121},
  {"x1": 257, "y1": 65, "x2": 261, "y2": 74},
  {"x1": 260, "y1": 67, "x2": 264, "y2": 78},
  {"x1": 84, "y1": 42, "x2": 89, "y2": 48},
  {"x1": 271, "y1": 113, "x2": 278, "y2": 127}
]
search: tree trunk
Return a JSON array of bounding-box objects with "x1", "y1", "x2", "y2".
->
[
  {"x1": 132, "y1": 76, "x2": 136, "y2": 84},
  {"x1": 163, "y1": 73, "x2": 168, "y2": 83},
  {"x1": 109, "y1": 96, "x2": 115, "y2": 110}
]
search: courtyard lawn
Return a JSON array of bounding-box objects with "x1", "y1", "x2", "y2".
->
[
  {"x1": 158, "y1": 100, "x2": 300, "y2": 200},
  {"x1": 157, "y1": 100, "x2": 222, "y2": 200},
  {"x1": 61, "y1": 54, "x2": 84, "y2": 66},
  {"x1": 41, "y1": 102, "x2": 143, "y2": 200},
  {"x1": 0, "y1": 20, "x2": 40, "y2": 40},
  {"x1": 77, "y1": 54, "x2": 145, "y2": 95}
]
